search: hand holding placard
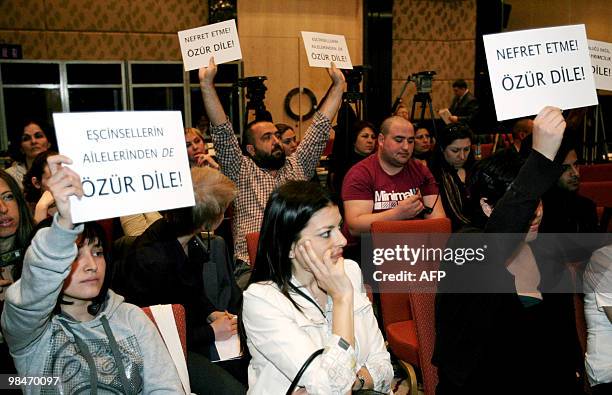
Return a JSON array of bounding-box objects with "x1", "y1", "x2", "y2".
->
[
  {"x1": 532, "y1": 106, "x2": 566, "y2": 162},
  {"x1": 199, "y1": 56, "x2": 217, "y2": 88},
  {"x1": 46, "y1": 154, "x2": 83, "y2": 229}
]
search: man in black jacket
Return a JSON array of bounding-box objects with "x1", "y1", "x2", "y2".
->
[{"x1": 446, "y1": 79, "x2": 479, "y2": 128}]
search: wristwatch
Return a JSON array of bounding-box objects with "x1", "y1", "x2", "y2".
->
[{"x1": 356, "y1": 373, "x2": 365, "y2": 390}]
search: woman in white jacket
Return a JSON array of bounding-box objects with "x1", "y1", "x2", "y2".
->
[
  {"x1": 241, "y1": 181, "x2": 392, "y2": 394},
  {"x1": 1, "y1": 155, "x2": 183, "y2": 394}
]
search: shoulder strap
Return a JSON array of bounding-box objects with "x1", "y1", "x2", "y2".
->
[
  {"x1": 285, "y1": 348, "x2": 324, "y2": 395},
  {"x1": 150, "y1": 304, "x2": 192, "y2": 394}
]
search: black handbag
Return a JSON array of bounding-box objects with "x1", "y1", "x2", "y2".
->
[{"x1": 285, "y1": 348, "x2": 387, "y2": 394}]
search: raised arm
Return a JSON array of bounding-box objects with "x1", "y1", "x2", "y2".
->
[
  {"x1": 1, "y1": 155, "x2": 83, "y2": 353},
  {"x1": 317, "y1": 64, "x2": 346, "y2": 122},
  {"x1": 198, "y1": 57, "x2": 242, "y2": 179},
  {"x1": 199, "y1": 57, "x2": 226, "y2": 126}
]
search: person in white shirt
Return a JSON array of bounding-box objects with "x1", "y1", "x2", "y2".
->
[
  {"x1": 241, "y1": 181, "x2": 392, "y2": 394},
  {"x1": 584, "y1": 244, "x2": 612, "y2": 394}
]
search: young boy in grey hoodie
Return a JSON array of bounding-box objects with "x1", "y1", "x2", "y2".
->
[{"x1": 1, "y1": 155, "x2": 184, "y2": 394}]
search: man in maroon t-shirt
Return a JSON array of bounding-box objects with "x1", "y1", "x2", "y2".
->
[{"x1": 342, "y1": 116, "x2": 446, "y2": 244}]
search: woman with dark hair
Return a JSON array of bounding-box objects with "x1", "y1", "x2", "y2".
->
[
  {"x1": 413, "y1": 125, "x2": 433, "y2": 166},
  {"x1": 429, "y1": 123, "x2": 474, "y2": 230},
  {"x1": 275, "y1": 123, "x2": 298, "y2": 157},
  {"x1": 0, "y1": 169, "x2": 34, "y2": 377},
  {"x1": 23, "y1": 150, "x2": 59, "y2": 224},
  {"x1": 1, "y1": 155, "x2": 183, "y2": 393},
  {"x1": 328, "y1": 120, "x2": 377, "y2": 195},
  {"x1": 0, "y1": 170, "x2": 34, "y2": 291},
  {"x1": 242, "y1": 181, "x2": 392, "y2": 394},
  {"x1": 6, "y1": 120, "x2": 52, "y2": 188},
  {"x1": 433, "y1": 107, "x2": 584, "y2": 394}
]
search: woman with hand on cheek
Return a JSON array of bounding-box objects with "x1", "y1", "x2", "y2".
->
[
  {"x1": 241, "y1": 181, "x2": 392, "y2": 394},
  {"x1": 185, "y1": 127, "x2": 220, "y2": 170}
]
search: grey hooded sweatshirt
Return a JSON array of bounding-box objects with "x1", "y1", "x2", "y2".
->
[{"x1": 1, "y1": 216, "x2": 184, "y2": 394}]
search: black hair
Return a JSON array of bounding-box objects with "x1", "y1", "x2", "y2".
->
[
  {"x1": 465, "y1": 149, "x2": 525, "y2": 228},
  {"x1": 350, "y1": 120, "x2": 377, "y2": 146},
  {"x1": 0, "y1": 170, "x2": 34, "y2": 280},
  {"x1": 241, "y1": 119, "x2": 276, "y2": 156},
  {"x1": 238, "y1": 181, "x2": 336, "y2": 354},
  {"x1": 518, "y1": 130, "x2": 579, "y2": 164},
  {"x1": 23, "y1": 150, "x2": 58, "y2": 203},
  {"x1": 429, "y1": 123, "x2": 475, "y2": 229},
  {"x1": 452, "y1": 79, "x2": 468, "y2": 89},
  {"x1": 437, "y1": 123, "x2": 473, "y2": 151},
  {"x1": 8, "y1": 119, "x2": 55, "y2": 164},
  {"x1": 249, "y1": 181, "x2": 335, "y2": 289},
  {"x1": 29, "y1": 218, "x2": 113, "y2": 316},
  {"x1": 275, "y1": 123, "x2": 294, "y2": 137}
]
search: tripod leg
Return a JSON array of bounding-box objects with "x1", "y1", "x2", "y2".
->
[
  {"x1": 420, "y1": 101, "x2": 427, "y2": 123},
  {"x1": 427, "y1": 98, "x2": 437, "y2": 139}
]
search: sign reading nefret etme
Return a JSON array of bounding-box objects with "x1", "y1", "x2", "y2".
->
[
  {"x1": 483, "y1": 24, "x2": 598, "y2": 121},
  {"x1": 301, "y1": 31, "x2": 353, "y2": 69},
  {"x1": 588, "y1": 39, "x2": 612, "y2": 92},
  {"x1": 178, "y1": 19, "x2": 242, "y2": 71},
  {"x1": 53, "y1": 111, "x2": 195, "y2": 223}
]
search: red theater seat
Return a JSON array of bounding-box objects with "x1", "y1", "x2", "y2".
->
[{"x1": 371, "y1": 218, "x2": 451, "y2": 394}]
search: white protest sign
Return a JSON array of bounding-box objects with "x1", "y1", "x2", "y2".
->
[
  {"x1": 52, "y1": 111, "x2": 195, "y2": 223},
  {"x1": 301, "y1": 31, "x2": 353, "y2": 69},
  {"x1": 178, "y1": 19, "x2": 242, "y2": 71},
  {"x1": 588, "y1": 39, "x2": 612, "y2": 91},
  {"x1": 483, "y1": 24, "x2": 598, "y2": 121}
]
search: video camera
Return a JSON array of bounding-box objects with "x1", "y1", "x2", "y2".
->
[
  {"x1": 411, "y1": 71, "x2": 436, "y2": 94},
  {"x1": 235, "y1": 76, "x2": 268, "y2": 110},
  {"x1": 342, "y1": 66, "x2": 367, "y2": 103}
]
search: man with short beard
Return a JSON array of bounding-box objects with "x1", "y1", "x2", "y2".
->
[{"x1": 199, "y1": 58, "x2": 345, "y2": 286}]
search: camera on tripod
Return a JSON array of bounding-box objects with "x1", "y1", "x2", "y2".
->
[
  {"x1": 342, "y1": 66, "x2": 366, "y2": 103},
  {"x1": 235, "y1": 76, "x2": 268, "y2": 109},
  {"x1": 410, "y1": 71, "x2": 436, "y2": 94}
]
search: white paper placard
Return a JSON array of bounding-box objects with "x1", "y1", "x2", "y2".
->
[
  {"x1": 301, "y1": 31, "x2": 353, "y2": 69},
  {"x1": 483, "y1": 24, "x2": 598, "y2": 121},
  {"x1": 178, "y1": 19, "x2": 242, "y2": 71},
  {"x1": 588, "y1": 39, "x2": 612, "y2": 92},
  {"x1": 52, "y1": 111, "x2": 194, "y2": 223}
]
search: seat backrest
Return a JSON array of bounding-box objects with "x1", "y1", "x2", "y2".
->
[
  {"x1": 480, "y1": 143, "x2": 494, "y2": 158},
  {"x1": 371, "y1": 219, "x2": 449, "y2": 394},
  {"x1": 371, "y1": 218, "x2": 451, "y2": 328},
  {"x1": 579, "y1": 181, "x2": 612, "y2": 208},
  {"x1": 579, "y1": 163, "x2": 612, "y2": 182},
  {"x1": 246, "y1": 232, "x2": 260, "y2": 266},
  {"x1": 371, "y1": 218, "x2": 452, "y2": 234},
  {"x1": 379, "y1": 292, "x2": 412, "y2": 325},
  {"x1": 142, "y1": 304, "x2": 187, "y2": 360}
]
